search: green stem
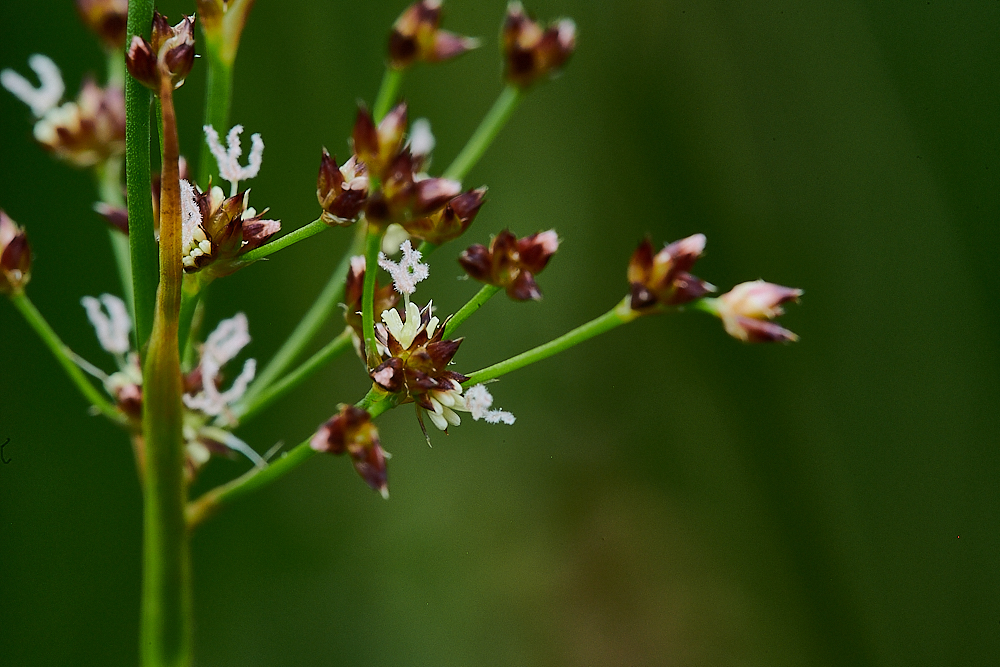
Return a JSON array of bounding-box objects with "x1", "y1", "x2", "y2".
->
[
  {"x1": 187, "y1": 387, "x2": 397, "y2": 529},
  {"x1": 443, "y1": 85, "x2": 524, "y2": 182},
  {"x1": 177, "y1": 284, "x2": 201, "y2": 362},
  {"x1": 9, "y1": 293, "x2": 125, "y2": 425},
  {"x1": 237, "y1": 218, "x2": 327, "y2": 264},
  {"x1": 443, "y1": 284, "x2": 501, "y2": 339},
  {"x1": 198, "y1": 47, "x2": 234, "y2": 187},
  {"x1": 464, "y1": 299, "x2": 639, "y2": 387},
  {"x1": 361, "y1": 222, "x2": 384, "y2": 368},
  {"x1": 139, "y1": 73, "x2": 191, "y2": 667},
  {"x1": 373, "y1": 67, "x2": 404, "y2": 122},
  {"x1": 241, "y1": 223, "x2": 367, "y2": 404},
  {"x1": 125, "y1": 0, "x2": 158, "y2": 350},
  {"x1": 235, "y1": 328, "x2": 353, "y2": 423}
]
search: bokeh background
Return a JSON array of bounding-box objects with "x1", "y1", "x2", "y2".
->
[{"x1": 2, "y1": 1, "x2": 998, "y2": 665}]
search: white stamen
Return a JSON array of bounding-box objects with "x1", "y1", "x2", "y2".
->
[
  {"x1": 377, "y1": 240, "x2": 429, "y2": 295},
  {"x1": 203, "y1": 124, "x2": 264, "y2": 195},
  {"x1": 180, "y1": 178, "x2": 203, "y2": 255},
  {"x1": 81, "y1": 294, "x2": 132, "y2": 355},
  {"x1": 183, "y1": 313, "x2": 256, "y2": 416},
  {"x1": 1, "y1": 54, "x2": 64, "y2": 117},
  {"x1": 409, "y1": 118, "x2": 435, "y2": 158}
]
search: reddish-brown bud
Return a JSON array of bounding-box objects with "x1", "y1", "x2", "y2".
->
[
  {"x1": 75, "y1": 0, "x2": 129, "y2": 50},
  {"x1": 627, "y1": 234, "x2": 714, "y2": 310},
  {"x1": 502, "y1": 2, "x2": 576, "y2": 88},
  {"x1": 317, "y1": 150, "x2": 368, "y2": 225},
  {"x1": 311, "y1": 405, "x2": 388, "y2": 497},
  {"x1": 458, "y1": 228, "x2": 559, "y2": 300},
  {"x1": 352, "y1": 103, "x2": 408, "y2": 178},
  {"x1": 712, "y1": 280, "x2": 802, "y2": 343},
  {"x1": 126, "y1": 13, "x2": 196, "y2": 92},
  {"x1": 389, "y1": 0, "x2": 480, "y2": 70},
  {"x1": 402, "y1": 186, "x2": 486, "y2": 245},
  {"x1": 0, "y1": 211, "x2": 32, "y2": 295}
]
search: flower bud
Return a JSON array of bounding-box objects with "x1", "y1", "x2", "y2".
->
[
  {"x1": 402, "y1": 186, "x2": 486, "y2": 245},
  {"x1": 458, "y1": 228, "x2": 559, "y2": 300},
  {"x1": 502, "y1": 2, "x2": 576, "y2": 88},
  {"x1": 317, "y1": 149, "x2": 369, "y2": 225},
  {"x1": 389, "y1": 0, "x2": 480, "y2": 70},
  {"x1": 712, "y1": 280, "x2": 802, "y2": 343},
  {"x1": 311, "y1": 405, "x2": 389, "y2": 498},
  {"x1": 75, "y1": 0, "x2": 129, "y2": 50},
  {"x1": 126, "y1": 13, "x2": 196, "y2": 92},
  {"x1": 627, "y1": 234, "x2": 714, "y2": 310},
  {"x1": 352, "y1": 103, "x2": 408, "y2": 178},
  {"x1": 0, "y1": 210, "x2": 32, "y2": 295}
]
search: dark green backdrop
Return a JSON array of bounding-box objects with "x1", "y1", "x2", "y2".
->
[{"x1": 2, "y1": 1, "x2": 997, "y2": 665}]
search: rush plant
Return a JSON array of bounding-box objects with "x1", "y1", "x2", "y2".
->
[{"x1": 2, "y1": 1, "x2": 801, "y2": 665}]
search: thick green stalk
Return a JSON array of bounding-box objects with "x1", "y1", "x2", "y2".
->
[
  {"x1": 373, "y1": 67, "x2": 404, "y2": 122},
  {"x1": 443, "y1": 284, "x2": 501, "y2": 339},
  {"x1": 187, "y1": 387, "x2": 397, "y2": 529},
  {"x1": 197, "y1": 47, "x2": 233, "y2": 187},
  {"x1": 125, "y1": 0, "x2": 158, "y2": 350},
  {"x1": 140, "y1": 76, "x2": 191, "y2": 667},
  {"x1": 242, "y1": 223, "x2": 366, "y2": 404},
  {"x1": 464, "y1": 299, "x2": 638, "y2": 386},
  {"x1": 237, "y1": 219, "x2": 328, "y2": 264},
  {"x1": 235, "y1": 328, "x2": 353, "y2": 423},
  {"x1": 361, "y1": 222, "x2": 384, "y2": 368},
  {"x1": 9, "y1": 292, "x2": 125, "y2": 425},
  {"x1": 443, "y1": 85, "x2": 524, "y2": 182}
]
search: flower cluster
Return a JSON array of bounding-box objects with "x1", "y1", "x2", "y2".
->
[
  {"x1": 317, "y1": 104, "x2": 487, "y2": 243},
  {"x1": 0, "y1": 211, "x2": 31, "y2": 296},
  {"x1": 1, "y1": 55, "x2": 125, "y2": 168},
  {"x1": 81, "y1": 294, "x2": 264, "y2": 477},
  {"x1": 388, "y1": 0, "x2": 480, "y2": 70},
  {"x1": 502, "y1": 2, "x2": 577, "y2": 88},
  {"x1": 126, "y1": 12, "x2": 196, "y2": 92},
  {"x1": 311, "y1": 405, "x2": 389, "y2": 498},
  {"x1": 75, "y1": 0, "x2": 129, "y2": 50},
  {"x1": 459, "y1": 229, "x2": 560, "y2": 300}
]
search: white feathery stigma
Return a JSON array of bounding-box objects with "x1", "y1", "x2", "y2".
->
[
  {"x1": 183, "y1": 313, "x2": 256, "y2": 417},
  {"x1": 204, "y1": 124, "x2": 264, "y2": 195},
  {"x1": 464, "y1": 384, "x2": 516, "y2": 425},
  {"x1": 1, "y1": 54, "x2": 64, "y2": 117},
  {"x1": 378, "y1": 240, "x2": 429, "y2": 297},
  {"x1": 81, "y1": 294, "x2": 132, "y2": 356}
]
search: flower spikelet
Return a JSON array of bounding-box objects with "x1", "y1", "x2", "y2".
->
[
  {"x1": 389, "y1": 0, "x2": 480, "y2": 70},
  {"x1": 627, "y1": 234, "x2": 715, "y2": 310},
  {"x1": 311, "y1": 405, "x2": 389, "y2": 498},
  {"x1": 458, "y1": 229, "x2": 559, "y2": 300},
  {"x1": 712, "y1": 280, "x2": 802, "y2": 343},
  {"x1": 0, "y1": 210, "x2": 32, "y2": 295}
]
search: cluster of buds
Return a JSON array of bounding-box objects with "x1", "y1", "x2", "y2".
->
[
  {"x1": 81, "y1": 296, "x2": 264, "y2": 477},
  {"x1": 0, "y1": 211, "x2": 31, "y2": 296},
  {"x1": 626, "y1": 234, "x2": 802, "y2": 342},
  {"x1": 317, "y1": 104, "x2": 486, "y2": 243},
  {"x1": 1, "y1": 56, "x2": 125, "y2": 168},
  {"x1": 75, "y1": 0, "x2": 129, "y2": 50},
  {"x1": 458, "y1": 229, "x2": 559, "y2": 300},
  {"x1": 627, "y1": 234, "x2": 714, "y2": 310},
  {"x1": 502, "y1": 2, "x2": 577, "y2": 88},
  {"x1": 311, "y1": 405, "x2": 389, "y2": 498},
  {"x1": 180, "y1": 179, "x2": 281, "y2": 278},
  {"x1": 126, "y1": 12, "x2": 196, "y2": 92},
  {"x1": 388, "y1": 0, "x2": 480, "y2": 70}
]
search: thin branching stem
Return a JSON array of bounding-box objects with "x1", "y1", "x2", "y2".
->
[
  {"x1": 9, "y1": 292, "x2": 126, "y2": 425},
  {"x1": 361, "y1": 221, "x2": 385, "y2": 368},
  {"x1": 238, "y1": 218, "x2": 328, "y2": 264},
  {"x1": 443, "y1": 284, "x2": 502, "y2": 339},
  {"x1": 373, "y1": 67, "x2": 404, "y2": 122},
  {"x1": 443, "y1": 85, "x2": 523, "y2": 182}
]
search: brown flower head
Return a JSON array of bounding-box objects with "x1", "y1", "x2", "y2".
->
[
  {"x1": 352, "y1": 102, "x2": 408, "y2": 179},
  {"x1": 402, "y1": 186, "x2": 487, "y2": 245},
  {"x1": 180, "y1": 181, "x2": 280, "y2": 279},
  {"x1": 502, "y1": 2, "x2": 576, "y2": 88},
  {"x1": 317, "y1": 149, "x2": 369, "y2": 225},
  {"x1": 311, "y1": 405, "x2": 389, "y2": 498},
  {"x1": 627, "y1": 234, "x2": 715, "y2": 310},
  {"x1": 458, "y1": 229, "x2": 559, "y2": 300},
  {"x1": 710, "y1": 280, "x2": 802, "y2": 343},
  {"x1": 389, "y1": 0, "x2": 480, "y2": 70},
  {"x1": 75, "y1": 0, "x2": 129, "y2": 50},
  {"x1": 0, "y1": 210, "x2": 32, "y2": 295},
  {"x1": 126, "y1": 12, "x2": 196, "y2": 92},
  {"x1": 31, "y1": 78, "x2": 125, "y2": 168}
]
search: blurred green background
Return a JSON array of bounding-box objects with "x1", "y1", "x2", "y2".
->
[{"x1": 2, "y1": 0, "x2": 998, "y2": 665}]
